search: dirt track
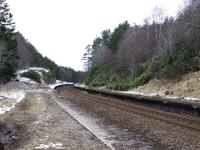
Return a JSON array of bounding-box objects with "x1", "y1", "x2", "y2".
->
[{"x1": 0, "y1": 86, "x2": 109, "y2": 150}]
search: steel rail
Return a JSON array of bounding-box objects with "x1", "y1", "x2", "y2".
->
[{"x1": 62, "y1": 87, "x2": 200, "y2": 132}]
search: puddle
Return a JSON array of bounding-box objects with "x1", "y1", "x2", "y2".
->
[{"x1": 56, "y1": 99, "x2": 155, "y2": 150}]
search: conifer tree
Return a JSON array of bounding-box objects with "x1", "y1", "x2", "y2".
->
[{"x1": 0, "y1": 0, "x2": 18, "y2": 82}]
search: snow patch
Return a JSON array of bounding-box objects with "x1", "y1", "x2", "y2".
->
[
  {"x1": 0, "y1": 91, "x2": 25, "y2": 102},
  {"x1": 35, "y1": 142, "x2": 65, "y2": 149},
  {"x1": 16, "y1": 67, "x2": 50, "y2": 85},
  {"x1": 126, "y1": 91, "x2": 200, "y2": 102},
  {"x1": 0, "y1": 90, "x2": 25, "y2": 114},
  {"x1": 184, "y1": 97, "x2": 200, "y2": 102},
  {"x1": 17, "y1": 67, "x2": 49, "y2": 74},
  {"x1": 0, "y1": 105, "x2": 15, "y2": 114},
  {"x1": 48, "y1": 80, "x2": 73, "y2": 89},
  {"x1": 76, "y1": 84, "x2": 200, "y2": 105},
  {"x1": 165, "y1": 95, "x2": 180, "y2": 99},
  {"x1": 17, "y1": 67, "x2": 74, "y2": 88},
  {"x1": 17, "y1": 76, "x2": 37, "y2": 85},
  {"x1": 75, "y1": 83, "x2": 86, "y2": 88},
  {"x1": 35, "y1": 144, "x2": 49, "y2": 149}
]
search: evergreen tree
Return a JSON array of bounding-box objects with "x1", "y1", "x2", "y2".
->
[
  {"x1": 101, "y1": 29, "x2": 111, "y2": 46},
  {"x1": 108, "y1": 21, "x2": 130, "y2": 52},
  {"x1": 0, "y1": 0, "x2": 18, "y2": 82}
]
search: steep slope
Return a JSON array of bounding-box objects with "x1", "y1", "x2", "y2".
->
[
  {"x1": 16, "y1": 33, "x2": 80, "y2": 83},
  {"x1": 133, "y1": 71, "x2": 200, "y2": 99},
  {"x1": 16, "y1": 33, "x2": 32, "y2": 69}
]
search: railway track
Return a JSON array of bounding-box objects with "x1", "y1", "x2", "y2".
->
[{"x1": 61, "y1": 87, "x2": 200, "y2": 132}]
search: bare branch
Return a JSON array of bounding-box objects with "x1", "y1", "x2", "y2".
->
[{"x1": 187, "y1": 22, "x2": 200, "y2": 30}]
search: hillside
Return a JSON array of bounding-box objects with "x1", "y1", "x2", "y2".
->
[
  {"x1": 0, "y1": 0, "x2": 83, "y2": 84},
  {"x1": 16, "y1": 33, "x2": 81, "y2": 83},
  {"x1": 133, "y1": 71, "x2": 200, "y2": 99},
  {"x1": 16, "y1": 33, "x2": 32, "y2": 69},
  {"x1": 83, "y1": 1, "x2": 200, "y2": 93}
]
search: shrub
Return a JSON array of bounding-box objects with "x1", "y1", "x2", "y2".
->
[
  {"x1": 20, "y1": 70, "x2": 41, "y2": 83},
  {"x1": 131, "y1": 72, "x2": 151, "y2": 88},
  {"x1": 42, "y1": 71, "x2": 55, "y2": 84},
  {"x1": 191, "y1": 57, "x2": 200, "y2": 72},
  {"x1": 107, "y1": 76, "x2": 131, "y2": 91},
  {"x1": 148, "y1": 40, "x2": 196, "y2": 79},
  {"x1": 88, "y1": 73, "x2": 108, "y2": 87},
  {"x1": 138, "y1": 63, "x2": 148, "y2": 75},
  {"x1": 147, "y1": 50, "x2": 170, "y2": 78},
  {"x1": 90, "y1": 79, "x2": 106, "y2": 87},
  {"x1": 109, "y1": 74, "x2": 120, "y2": 83}
]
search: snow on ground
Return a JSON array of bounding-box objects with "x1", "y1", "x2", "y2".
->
[
  {"x1": 16, "y1": 67, "x2": 50, "y2": 85},
  {"x1": 48, "y1": 80, "x2": 74, "y2": 89},
  {"x1": 35, "y1": 143, "x2": 65, "y2": 149},
  {"x1": 17, "y1": 67, "x2": 49, "y2": 74},
  {"x1": 75, "y1": 84, "x2": 200, "y2": 104},
  {"x1": 183, "y1": 97, "x2": 200, "y2": 102},
  {"x1": 0, "y1": 90, "x2": 25, "y2": 114},
  {"x1": 75, "y1": 83, "x2": 86, "y2": 88},
  {"x1": 125, "y1": 90, "x2": 200, "y2": 102},
  {"x1": 17, "y1": 76, "x2": 37, "y2": 85},
  {"x1": 16, "y1": 67, "x2": 74, "y2": 89}
]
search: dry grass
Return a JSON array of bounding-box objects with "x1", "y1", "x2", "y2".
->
[{"x1": 134, "y1": 71, "x2": 200, "y2": 99}]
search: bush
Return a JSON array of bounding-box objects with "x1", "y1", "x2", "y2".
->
[
  {"x1": 130, "y1": 72, "x2": 151, "y2": 88},
  {"x1": 148, "y1": 40, "x2": 196, "y2": 79},
  {"x1": 109, "y1": 74, "x2": 120, "y2": 83},
  {"x1": 138, "y1": 63, "x2": 148, "y2": 75},
  {"x1": 88, "y1": 73, "x2": 108, "y2": 87},
  {"x1": 192, "y1": 57, "x2": 200, "y2": 72},
  {"x1": 107, "y1": 82, "x2": 130, "y2": 91},
  {"x1": 147, "y1": 50, "x2": 170, "y2": 78},
  {"x1": 90, "y1": 79, "x2": 106, "y2": 87},
  {"x1": 20, "y1": 70, "x2": 41, "y2": 83},
  {"x1": 86, "y1": 61, "x2": 152, "y2": 91},
  {"x1": 107, "y1": 75, "x2": 134, "y2": 91},
  {"x1": 42, "y1": 71, "x2": 55, "y2": 84}
]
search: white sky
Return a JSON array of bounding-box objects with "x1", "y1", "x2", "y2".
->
[{"x1": 7, "y1": 0, "x2": 183, "y2": 71}]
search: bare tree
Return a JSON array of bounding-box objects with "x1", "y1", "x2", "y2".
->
[
  {"x1": 152, "y1": 6, "x2": 166, "y2": 51},
  {"x1": 82, "y1": 45, "x2": 93, "y2": 71},
  {"x1": 117, "y1": 25, "x2": 157, "y2": 74}
]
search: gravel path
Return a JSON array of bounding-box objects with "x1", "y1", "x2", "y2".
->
[{"x1": 0, "y1": 86, "x2": 109, "y2": 150}]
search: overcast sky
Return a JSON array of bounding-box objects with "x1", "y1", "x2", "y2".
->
[{"x1": 7, "y1": 0, "x2": 183, "y2": 71}]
